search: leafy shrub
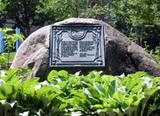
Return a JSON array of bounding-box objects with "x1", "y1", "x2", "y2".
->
[
  {"x1": 0, "y1": 28, "x2": 24, "y2": 69},
  {"x1": 149, "y1": 46, "x2": 160, "y2": 64},
  {"x1": 0, "y1": 54, "x2": 7, "y2": 68},
  {"x1": 0, "y1": 69, "x2": 160, "y2": 116},
  {"x1": 145, "y1": 45, "x2": 160, "y2": 65}
]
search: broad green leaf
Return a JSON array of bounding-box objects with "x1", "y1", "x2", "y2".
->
[
  {"x1": 0, "y1": 84, "x2": 14, "y2": 96},
  {"x1": 1, "y1": 68, "x2": 19, "y2": 82},
  {"x1": 108, "y1": 80, "x2": 117, "y2": 96},
  {"x1": 48, "y1": 70, "x2": 58, "y2": 83},
  {"x1": 101, "y1": 75, "x2": 116, "y2": 83},
  {"x1": 144, "y1": 87, "x2": 158, "y2": 96},
  {"x1": 93, "y1": 83, "x2": 109, "y2": 97},
  {"x1": 132, "y1": 83, "x2": 143, "y2": 93},
  {"x1": 58, "y1": 70, "x2": 68, "y2": 79}
]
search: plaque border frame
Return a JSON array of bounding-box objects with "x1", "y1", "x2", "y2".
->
[{"x1": 49, "y1": 24, "x2": 105, "y2": 67}]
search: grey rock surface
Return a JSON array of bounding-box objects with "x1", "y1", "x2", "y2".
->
[{"x1": 11, "y1": 18, "x2": 160, "y2": 80}]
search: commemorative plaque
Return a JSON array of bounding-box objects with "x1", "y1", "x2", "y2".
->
[{"x1": 49, "y1": 25, "x2": 105, "y2": 67}]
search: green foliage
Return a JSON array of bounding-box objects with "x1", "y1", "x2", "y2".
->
[
  {"x1": 0, "y1": 54, "x2": 7, "y2": 67},
  {"x1": 0, "y1": 0, "x2": 6, "y2": 11},
  {"x1": 0, "y1": 0, "x2": 56, "y2": 36},
  {"x1": 0, "y1": 28, "x2": 24, "y2": 52},
  {"x1": 33, "y1": 0, "x2": 160, "y2": 48},
  {"x1": 147, "y1": 46, "x2": 160, "y2": 64},
  {"x1": 1, "y1": 0, "x2": 160, "y2": 48},
  {"x1": 0, "y1": 69, "x2": 160, "y2": 115},
  {"x1": 36, "y1": 0, "x2": 87, "y2": 20},
  {"x1": 111, "y1": 0, "x2": 160, "y2": 48},
  {"x1": 0, "y1": 28, "x2": 23, "y2": 69}
]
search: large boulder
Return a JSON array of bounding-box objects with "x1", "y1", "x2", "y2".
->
[{"x1": 11, "y1": 18, "x2": 160, "y2": 80}]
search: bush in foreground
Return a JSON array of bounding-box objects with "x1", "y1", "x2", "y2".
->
[{"x1": 0, "y1": 69, "x2": 160, "y2": 116}]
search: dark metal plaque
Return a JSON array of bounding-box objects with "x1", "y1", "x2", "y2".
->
[{"x1": 49, "y1": 25, "x2": 105, "y2": 67}]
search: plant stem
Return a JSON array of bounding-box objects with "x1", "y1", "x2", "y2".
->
[{"x1": 7, "y1": 51, "x2": 10, "y2": 69}]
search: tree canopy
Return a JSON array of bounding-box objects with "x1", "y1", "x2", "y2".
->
[
  {"x1": 0, "y1": 0, "x2": 160, "y2": 48},
  {"x1": 0, "y1": 0, "x2": 55, "y2": 36}
]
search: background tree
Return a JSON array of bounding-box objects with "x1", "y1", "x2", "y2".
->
[
  {"x1": 0, "y1": 0, "x2": 7, "y2": 27},
  {"x1": 82, "y1": 0, "x2": 160, "y2": 49},
  {"x1": 0, "y1": 0, "x2": 56, "y2": 37},
  {"x1": 0, "y1": 0, "x2": 160, "y2": 49},
  {"x1": 110, "y1": 0, "x2": 160, "y2": 49}
]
